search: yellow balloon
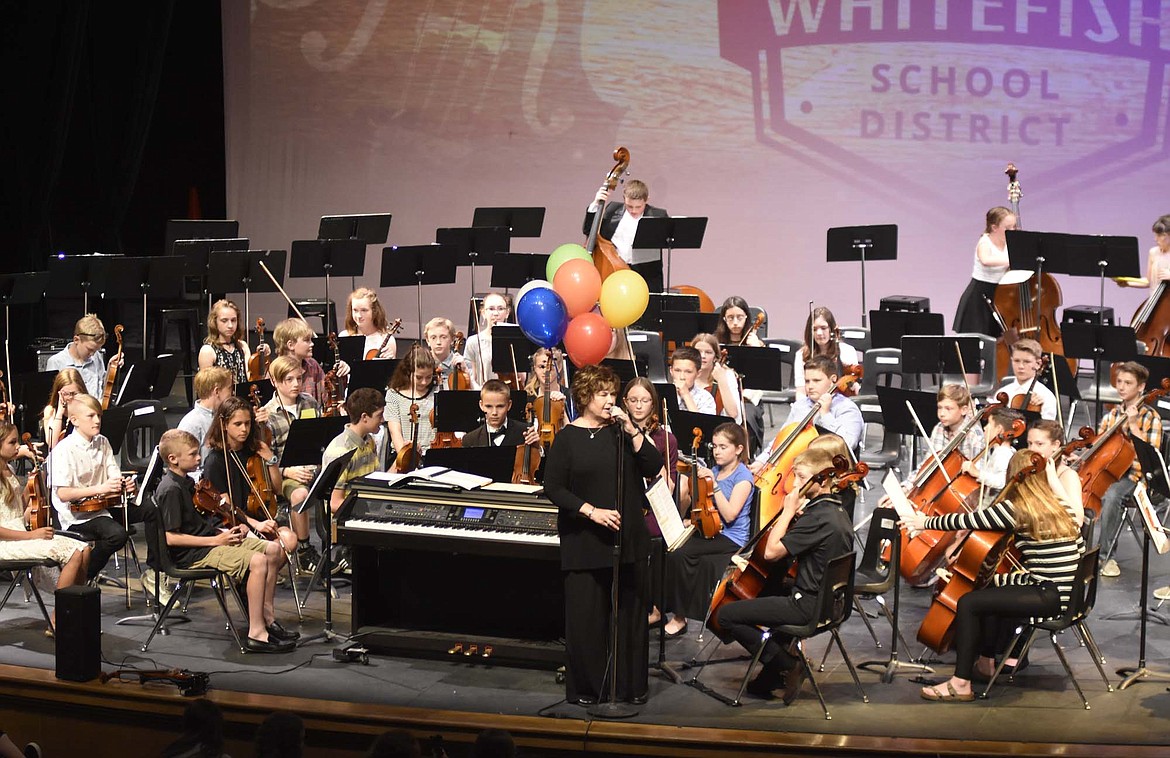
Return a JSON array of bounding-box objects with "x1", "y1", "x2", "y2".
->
[{"x1": 599, "y1": 269, "x2": 650, "y2": 328}]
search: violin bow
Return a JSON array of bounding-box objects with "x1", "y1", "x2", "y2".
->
[
  {"x1": 474, "y1": 297, "x2": 489, "y2": 385},
  {"x1": 258, "y1": 260, "x2": 314, "y2": 336},
  {"x1": 953, "y1": 342, "x2": 977, "y2": 420},
  {"x1": 217, "y1": 416, "x2": 238, "y2": 529},
  {"x1": 906, "y1": 400, "x2": 953, "y2": 486}
]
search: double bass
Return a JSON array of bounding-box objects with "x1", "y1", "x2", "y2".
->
[{"x1": 584, "y1": 146, "x2": 632, "y2": 283}]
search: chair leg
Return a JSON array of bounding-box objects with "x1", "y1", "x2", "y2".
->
[
  {"x1": 832, "y1": 629, "x2": 869, "y2": 703},
  {"x1": 283, "y1": 551, "x2": 304, "y2": 621},
  {"x1": 20, "y1": 571, "x2": 54, "y2": 632},
  {"x1": 1049, "y1": 632, "x2": 1090, "y2": 709},
  {"x1": 795, "y1": 641, "x2": 832, "y2": 720},
  {"x1": 731, "y1": 630, "x2": 771, "y2": 706},
  {"x1": 180, "y1": 581, "x2": 196, "y2": 613},
  {"x1": 1074, "y1": 623, "x2": 1115, "y2": 691},
  {"x1": 0, "y1": 573, "x2": 21, "y2": 612},
  {"x1": 981, "y1": 627, "x2": 1032, "y2": 698},
  {"x1": 141, "y1": 579, "x2": 189, "y2": 652},
  {"x1": 852, "y1": 597, "x2": 883, "y2": 648},
  {"x1": 212, "y1": 577, "x2": 247, "y2": 653}
]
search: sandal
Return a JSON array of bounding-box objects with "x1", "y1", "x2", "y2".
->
[{"x1": 920, "y1": 681, "x2": 974, "y2": 702}]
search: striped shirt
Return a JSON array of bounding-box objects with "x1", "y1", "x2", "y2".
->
[
  {"x1": 1098, "y1": 404, "x2": 1162, "y2": 482},
  {"x1": 323, "y1": 426, "x2": 380, "y2": 493},
  {"x1": 925, "y1": 498, "x2": 1083, "y2": 617}
]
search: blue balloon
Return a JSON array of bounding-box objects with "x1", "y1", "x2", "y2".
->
[{"x1": 516, "y1": 287, "x2": 569, "y2": 349}]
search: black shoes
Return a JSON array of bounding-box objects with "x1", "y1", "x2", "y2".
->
[
  {"x1": 745, "y1": 661, "x2": 785, "y2": 700},
  {"x1": 569, "y1": 695, "x2": 596, "y2": 706},
  {"x1": 266, "y1": 621, "x2": 300, "y2": 642},
  {"x1": 297, "y1": 544, "x2": 321, "y2": 573},
  {"x1": 781, "y1": 659, "x2": 806, "y2": 705},
  {"x1": 246, "y1": 636, "x2": 295, "y2": 653}
]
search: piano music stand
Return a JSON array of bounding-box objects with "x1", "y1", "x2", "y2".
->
[
  {"x1": 423, "y1": 446, "x2": 515, "y2": 482},
  {"x1": 91, "y1": 256, "x2": 185, "y2": 360},
  {"x1": 0, "y1": 271, "x2": 48, "y2": 388},
  {"x1": 472, "y1": 207, "x2": 546, "y2": 238},
  {"x1": 381, "y1": 243, "x2": 458, "y2": 345},
  {"x1": 208, "y1": 250, "x2": 288, "y2": 338},
  {"x1": 436, "y1": 226, "x2": 510, "y2": 309},
  {"x1": 631, "y1": 216, "x2": 708, "y2": 291},
  {"x1": 827, "y1": 224, "x2": 898, "y2": 326},
  {"x1": 298, "y1": 448, "x2": 358, "y2": 646}
]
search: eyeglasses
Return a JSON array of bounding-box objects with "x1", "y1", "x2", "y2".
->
[{"x1": 484, "y1": 305, "x2": 509, "y2": 312}]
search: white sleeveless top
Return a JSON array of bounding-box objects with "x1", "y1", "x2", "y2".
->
[{"x1": 971, "y1": 233, "x2": 1009, "y2": 283}]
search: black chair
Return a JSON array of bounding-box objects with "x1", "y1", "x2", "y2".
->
[
  {"x1": 290, "y1": 298, "x2": 338, "y2": 337},
  {"x1": 837, "y1": 325, "x2": 870, "y2": 356},
  {"x1": 116, "y1": 400, "x2": 170, "y2": 474},
  {"x1": 758, "y1": 338, "x2": 802, "y2": 425},
  {"x1": 139, "y1": 500, "x2": 248, "y2": 654},
  {"x1": 150, "y1": 307, "x2": 200, "y2": 406},
  {"x1": 747, "y1": 306, "x2": 769, "y2": 339},
  {"x1": 851, "y1": 347, "x2": 904, "y2": 411},
  {"x1": 857, "y1": 403, "x2": 900, "y2": 471},
  {"x1": 840, "y1": 507, "x2": 908, "y2": 653},
  {"x1": 979, "y1": 547, "x2": 1114, "y2": 708},
  {"x1": 0, "y1": 558, "x2": 56, "y2": 633}
]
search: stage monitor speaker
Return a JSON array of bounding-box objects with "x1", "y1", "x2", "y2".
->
[
  {"x1": 1063, "y1": 305, "x2": 1114, "y2": 327},
  {"x1": 879, "y1": 295, "x2": 930, "y2": 313},
  {"x1": 55, "y1": 585, "x2": 101, "y2": 682}
]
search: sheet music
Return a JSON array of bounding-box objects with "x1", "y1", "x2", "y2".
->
[
  {"x1": 882, "y1": 471, "x2": 917, "y2": 522},
  {"x1": 1134, "y1": 482, "x2": 1169, "y2": 555},
  {"x1": 645, "y1": 476, "x2": 694, "y2": 552}
]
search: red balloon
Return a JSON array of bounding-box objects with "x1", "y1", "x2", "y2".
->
[
  {"x1": 563, "y1": 312, "x2": 612, "y2": 368},
  {"x1": 553, "y1": 258, "x2": 602, "y2": 317}
]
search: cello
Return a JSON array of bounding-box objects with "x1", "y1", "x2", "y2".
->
[
  {"x1": 986, "y1": 163, "x2": 1075, "y2": 378},
  {"x1": 246, "y1": 318, "x2": 268, "y2": 381},
  {"x1": 584, "y1": 146, "x2": 632, "y2": 283},
  {"x1": 688, "y1": 427, "x2": 722, "y2": 539},
  {"x1": 915, "y1": 452, "x2": 1046, "y2": 653},
  {"x1": 101, "y1": 325, "x2": 125, "y2": 410}
]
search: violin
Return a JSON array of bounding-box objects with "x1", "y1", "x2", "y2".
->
[
  {"x1": 192, "y1": 479, "x2": 244, "y2": 527},
  {"x1": 533, "y1": 349, "x2": 564, "y2": 448},
  {"x1": 249, "y1": 384, "x2": 274, "y2": 448},
  {"x1": 394, "y1": 402, "x2": 422, "y2": 473},
  {"x1": 322, "y1": 333, "x2": 345, "y2": 416},
  {"x1": 0, "y1": 371, "x2": 9, "y2": 422},
  {"x1": 246, "y1": 318, "x2": 268, "y2": 382},
  {"x1": 100, "y1": 668, "x2": 210, "y2": 697},
  {"x1": 101, "y1": 324, "x2": 125, "y2": 410},
  {"x1": 364, "y1": 318, "x2": 404, "y2": 360},
  {"x1": 916, "y1": 451, "x2": 1045, "y2": 653},
  {"x1": 584, "y1": 146, "x2": 632, "y2": 283},
  {"x1": 837, "y1": 363, "x2": 863, "y2": 396},
  {"x1": 71, "y1": 470, "x2": 135, "y2": 513},
  {"x1": 22, "y1": 433, "x2": 50, "y2": 531},
  {"x1": 512, "y1": 402, "x2": 542, "y2": 485},
  {"x1": 1000, "y1": 354, "x2": 1050, "y2": 414},
  {"x1": 428, "y1": 407, "x2": 462, "y2": 450},
  {"x1": 689, "y1": 428, "x2": 722, "y2": 539},
  {"x1": 708, "y1": 456, "x2": 867, "y2": 636},
  {"x1": 240, "y1": 450, "x2": 279, "y2": 521},
  {"x1": 446, "y1": 331, "x2": 472, "y2": 391},
  {"x1": 739, "y1": 313, "x2": 765, "y2": 346}
]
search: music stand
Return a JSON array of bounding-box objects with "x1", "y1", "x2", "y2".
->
[
  {"x1": 472, "y1": 207, "x2": 546, "y2": 238},
  {"x1": 436, "y1": 226, "x2": 510, "y2": 305},
  {"x1": 290, "y1": 239, "x2": 366, "y2": 326},
  {"x1": 298, "y1": 448, "x2": 357, "y2": 646},
  {"x1": 15, "y1": 371, "x2": 56, "y2": 439},
  {"x1": 335, "y1": 335, "x2": 367, "y2": 366},
  {"x1": 720, "y1": 345, "x2": 785, "y2": 392},
  {"x1": 172, "y1": 238, "x2": 249, "y2": 310},
  {"x1": 117, "y1": 355, "x2": 182, "y2": 404},
  {"x1": 634, "y1": 292, "x2": 700, "y2": 331},
  {"x1": 0, "y1": 272, "x2": 48, "y2": 384},
  {"x1": 1114, "y1": 436, "x2": 1170, "y2": 689},
  {"x1": 207, "y1": 250, "x2": 288, "y2": 336},
  {"x1": 875, "y1": 386, "x2": 940, "y2": 471},
  {"x1": 434, "y1": 390, "x2": 484, "y2": 433},
  {"x1": 491, "y1": 252, "x2": 551, "y2": 292},
  {"x1": 1008, "y1": 230, "x2": 1140, "y2": 313},
  {"x1": 631, "y1": 216, "x2": 708, "y2": 291},
  {"x1": 380, "y1": 244, "x2": 458, "y2": 344},
  {"x1": 280, "y1": 417, "x2": 348, "y2": 467},
  {"x1": 165, "y1": 220, "x2": 239, "y2": 254},
  {"x1": 827, "y1": 224, "x2": 898, "y2": 326},
  {"x1": 660, "y1": 311, "x2": 721, "y2": 346},
  {"x1": 671, "y1": 409, "x2": 722, "y2": 462},
  {"x1": 317, "y1": 214, "x2": 392, "y2": 245},
  {"x1": 1061, "y1": 322, "x2": 1137, "y2": 423},
  {"x1": 900, "y1": 335, "x2": 981, "y2": 390},
  {"x1": 46, "y1": 253, "x2": 122, "y2": 315},
  {"x1": 599, "y1": 357, "x2": 650, "y2": 387},
  {"x1": 489, "y1": 325, "x2": 538, "y2": 376},
  {"x1": 347, "y1": 359, "x2": 400, "y2": 394},
  {"x1": 90, "y1": 256, "x2": 185, "y2": 360},
  {"x1": 868, "y1": 310, "x2": 944, "y2": 350},
  {"x1": 653, "y1": 383, "x2": 680, "y2": 415}
]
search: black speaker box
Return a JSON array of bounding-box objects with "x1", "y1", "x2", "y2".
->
[
  {"x1": 55, "y1": 585, "x2": 100, "y2": 682},
  {"x1": 1062, "y1": 304, "x2": 1115, "y2": 326},
  {"x1": 879, "y1": 295, "x2": 930, "y2": 313}
]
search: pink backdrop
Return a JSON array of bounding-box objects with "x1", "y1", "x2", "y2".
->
[{"x1": 221, "y1": 1, "x2": 1170, "y2": 341}]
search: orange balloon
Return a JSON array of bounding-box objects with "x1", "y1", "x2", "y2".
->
[
  {"x1": 553, "y1": 258, "x2": 602, "y2": 317},
  {"x1": 563, "y1": 312, "x2": 612, "y2": 368}
]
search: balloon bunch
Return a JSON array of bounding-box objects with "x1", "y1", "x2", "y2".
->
[{"x1": 513, "y1": 243, "x2": 651, "y2": 368}]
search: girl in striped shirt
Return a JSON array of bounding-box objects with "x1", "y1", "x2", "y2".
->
[{"x1": 902, "y1": 448, "x2": 1084, "y2": 702}]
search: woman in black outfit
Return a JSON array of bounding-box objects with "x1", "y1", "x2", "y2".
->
[{"x1": 544, "y1": 364, "x2": 665, "y2": 706}]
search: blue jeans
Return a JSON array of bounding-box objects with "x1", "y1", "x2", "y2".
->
[{"x1": 1098, "y1": 478, "x2": 1137, "y2": 561}]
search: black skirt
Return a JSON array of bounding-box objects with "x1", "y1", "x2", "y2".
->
[{"x1": 954, "y1": 278, "x2": 1002, "y2": 336}]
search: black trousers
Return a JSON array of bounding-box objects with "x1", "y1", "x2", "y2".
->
[
  {"x1": 716, "y1": 591, "x2": 817, "y2": 672},
  {"x1": 952, "y1": 583, "x2": 1061, "y2": 680},
  {"x1": 664, "y1": 533, "x2": 737, "y2": 620},
  {"x1": 563, "y1": 560, "x2": 648, "y2": 702},
  {"x1": 69, "y1": 517, "x2": 128, "y2": 581}
]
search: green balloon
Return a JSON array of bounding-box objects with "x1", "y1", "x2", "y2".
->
[{"x1": 546, "y1": 243, "x2": 592, "y2": 281}]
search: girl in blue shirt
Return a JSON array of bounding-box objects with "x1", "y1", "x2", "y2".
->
[{"x1": 662, "y1": 423, "x2": 755, "y2": 638}]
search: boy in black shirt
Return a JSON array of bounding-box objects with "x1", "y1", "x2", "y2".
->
[{"x1": 154, "y1": 429, "x2": 298, "y2": 653}]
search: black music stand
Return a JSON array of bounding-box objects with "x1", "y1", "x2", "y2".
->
[
  {"x1": 472, "y1": 207, "x2": 546, "y2": 238},
  {"x1": 172, "y1": 238, "x2": 249, "y2": 309},
  {"x1": 317, "y1": 214, "x2": 392, "y2": 245},
  {"x1": 901, "y1": 335, "x2": 981, "y2": 391},
  {"x1": 347, "y1": 359, "x2": 400, "y2": 394},
  {"x1": 490, "y1": 252, "x2": 551, "y2": 292},
  {"x1": 335, "y1": 335, "x2": 367, "y2": 366},
  {"x1": 660, "y1": 311, "x2": 721, "y2": 346},
  {"x1": 0, "y1": 272, "x2": 48, "y2": 383},
  {"x1": 671, "y1": 409, "x2": 722, "y2": 462},
  {"x1": 165, "y1": 220, "x2": 240, "y2": 254},
  {"x1": 15, "y1": 371, "x2": 56, "y2": 440},
  {"x1": 827, "y1": 224, "x2": 898, "y2": 327},
  {"x1": 298, "y1": 448, "x2": 357, "y2": 646},
  {"x1": 281, "y1": 417, "x2": 348, "y2": 467},
  {"x1": 720, "y1": 345, "x2": 785, "y2": 391},
  {"x1": 868, "y1": 310, "x2": 944, "y2": 350},
  {"x1": 117, "y1": 355, "x2": 182, "y2": 404},
  {"x1": 631, "y1": 216, "x2": 708, "y2": 291},
  {"x1": 1114, "y1": 436, "x2": 1170, "y2": 689},
  {"x1": 1007, "y1": 230, "x2": 1140, "y2": 314},
  {"x1": 634, "y1": 292, "x2": 700, "y2": 331},
  {"x1": 381, "y1": 243, "x2": 458, "y2": 344},
  {"x1": 653, "y1": 382, "x2": 680, "y2": 415},
  {"x1": 875, "y1": 385, "x2": 939, "y2": 471},
  {"x1": 46, "y1": 254, "x2": 121, "y2": 315},
  {"x1": 90, "y1": 256, "x2": 185, "y2": 360},
  {"x1": 489, "y1": 325, "x2": 538, "y2": 377},
  {"x1": 434, "y1": 390, "x2": 483, "y2": 433},
  {"x1": 598, "y1": 357, "x2": 650, "y2": 387},
  {"x1": 1061, "y1": 322, "x2": 1137, "y2": 424},
  {"x1": 207, "y1": 250, "x2": 288, "y2": 336},
  {"x1": 290, "y1": 238, "x2": 366, "y2": 327},
  {"x1": 436, "y1": 226, "x2": 510, "y2": 305}
]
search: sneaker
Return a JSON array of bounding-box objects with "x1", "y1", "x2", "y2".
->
[
  {"x1": 1101, "y1": 559, "x2": 1121, "y2": 577},
  {"x1": 1154, "y1": 585, "x2": 1170, "y2": 601},
  {"x1": 24, "y1": 742, "x2": 42, "y2": 758},
  {"x1": 297, "y1": 544, "x2": 321, "y2": 573},
  {"x1": 141, "y1": 571, "x2": 174, "y2": 605},
  {"x1": 330, "y1": 547, "x2": 351, "y2": 576}
]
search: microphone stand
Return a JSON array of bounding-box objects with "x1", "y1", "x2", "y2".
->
[{"x1": 589, "y1": 417, "x2": 638, "y2": 719}]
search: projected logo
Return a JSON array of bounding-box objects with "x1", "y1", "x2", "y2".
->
[{"x1": 718, "y1": 0, "x2": 1170, "y2": 196}]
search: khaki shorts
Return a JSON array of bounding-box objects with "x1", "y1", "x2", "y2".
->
[
  {"x1": 191, "y1": 537, "x2": 269, "y2": 580},
  {"x1": 281, "y1": 476, "x2": 305, "y2": 501}
]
